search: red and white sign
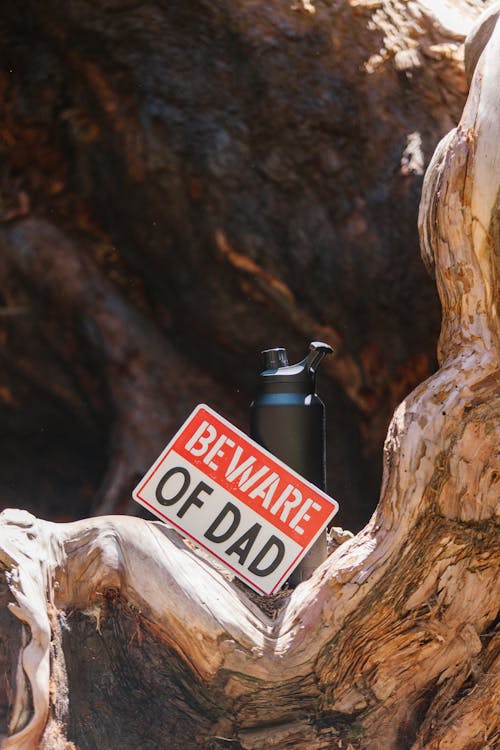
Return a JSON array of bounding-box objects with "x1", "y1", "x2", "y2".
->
[{"x1": 133, "y1": 404, "x2": 338, "y2": 595}]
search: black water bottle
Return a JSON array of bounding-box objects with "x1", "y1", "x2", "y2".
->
[{"x1": 250, "y1": 341, "x2": 333, "y2": 586}]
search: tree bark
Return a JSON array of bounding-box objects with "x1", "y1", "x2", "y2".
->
[
  {"x1": 0, "y1": 4, "x2": 499, "y2": 748},
  {"x1": 0, "y1": 0, "x2": 489, "y2": 530}
]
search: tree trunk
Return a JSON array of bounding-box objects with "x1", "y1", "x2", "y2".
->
[
  {"x1": 0, "y1": 5, "x2": 499, "y2": 748},
  {"x1": 0, "y1": 0, "x2": 489, "y2": 531}
]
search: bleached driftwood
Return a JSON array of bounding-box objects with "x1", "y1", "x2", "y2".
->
[{"x1": 0, "y1": 3, "x2": 499, "y2": 749}]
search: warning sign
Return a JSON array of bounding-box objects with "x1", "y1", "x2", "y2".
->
[{"x1": 133, "y1": 404, "x2": 338, "y2": 595}]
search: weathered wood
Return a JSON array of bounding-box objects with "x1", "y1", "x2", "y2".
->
[{"x1": 0, "y1": 2, "x2": 499, "y2": 749}]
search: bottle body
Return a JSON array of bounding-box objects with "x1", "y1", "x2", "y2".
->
[
  {"x1": 250, "y1": 392, "x2": 326, "y2": 488},
  {"x1": 250, "y1": 390, "x2": 327, "y2": 586}
]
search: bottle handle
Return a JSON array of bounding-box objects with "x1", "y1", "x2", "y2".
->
[{"x1": 304, "y1": 341, "x2": 333, "y2": 376}]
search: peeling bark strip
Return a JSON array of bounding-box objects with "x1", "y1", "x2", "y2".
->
[{"x1": 1, "y1": 2, "x2": 500, "y2": 749}]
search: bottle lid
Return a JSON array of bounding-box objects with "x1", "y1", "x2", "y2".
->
[
  {"x1": 258, "y1": 341, "x2": 333, "y2": 392},
  {"x1": 260, "y1": 348, "x2": 289, "y2": 370}
]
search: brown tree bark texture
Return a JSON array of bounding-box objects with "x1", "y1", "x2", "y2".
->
[
  {"x1": 0, "y1": 0, "x2": 491, "y2": 530},
  {"x1": 0, "y1": 4, "x2": 498, "y2": 749}
]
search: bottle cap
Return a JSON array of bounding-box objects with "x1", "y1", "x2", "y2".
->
[
  {"x1": 258, "y1": 342, "x2": 333, "y2": 392},
  {"x1": 260, "y1": 348, "x2": 289, "y2": 371}
]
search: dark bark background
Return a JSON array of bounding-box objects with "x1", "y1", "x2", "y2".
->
[{"x1": 0, "y1": 0, "x2": 482, "y2": 530}]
